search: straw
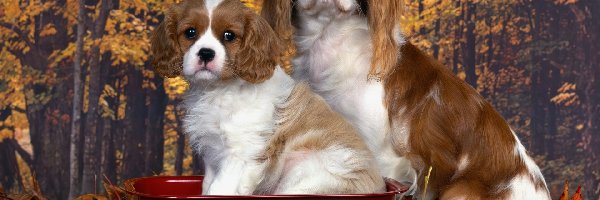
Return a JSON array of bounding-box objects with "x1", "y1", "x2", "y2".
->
[{"x1": 421, "y1": 166, "x2": 433, "y2": 200}]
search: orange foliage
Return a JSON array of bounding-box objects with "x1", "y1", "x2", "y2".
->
[
  {"x1": 571, "y1": 186, "x2": 582, "y2": 200},
  {"x1": 560, "y1": 180, "x2": 584, "y2": 200},
  {"x1": 560, "y1": 180, "x2": 569, "y2": 200}
]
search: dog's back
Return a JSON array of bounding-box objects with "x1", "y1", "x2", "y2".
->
[{"x1": 256, "y1": 82, "x2": 385, "y2": 194}]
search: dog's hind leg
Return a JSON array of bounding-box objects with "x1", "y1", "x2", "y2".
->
[
  {"x1": 438, "y1": 179, "x2": 487, "y2": 200},
  {"x1": 275, "y1": 146, "x2": 384, "y2": 194}
]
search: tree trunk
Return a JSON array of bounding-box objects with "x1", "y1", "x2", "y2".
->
[
  {"x1": 431, "y1": 1, "x2": 441, "y2": 60},
  {"x1": 579, "y1": 1, "x2": 600, "y2": 198},
  {"x1": 111, "y1": 77, "x2": 123, "y2": 183},
  {"x1": 100, "y1": 109, "x2": 117, "y2": 185},
  {"x1": 98, "y1": 52, "x2": 117, "y2": 186},
  {"x1": 480, "y1": 16, "x2": 494, "y2": 99},
  {"x1": 452, "y1": 1, "x2": 463, "y2": 74},
  {"x1": 545, "y1": 6, "x2": 562, "y2": 160},
  {"x1": 2, "y1": 136, "x2": 32, "y2": 192},
  {"x1": 0, "y1": 138, "x2": 18, "y2": 191},
  {"x1": 529, "y1": 69, "x2": 544, "y2": 154},
  {"x1": 538, "y1": 59, "x2": 551, "y2": 155},
  {"x1": 27, "y1": 96, "x2": 72, "y2": 199},
  {"x1": 144, "y1": 76, "x2": 167, "y2": 176},
  {"x1": 23, "y1": 0, "x2": 72, "y2": 196},
  {"x1": 68, "y1": 0, "x2": 86, "y2": 197},
  {"x1": 546, "y1": 67, "x2": 559, "y2": 160},
  {"x1": 122, "y1": 64, "x2": 148, "y2": 180},
  {"x1": 417, "y1": 0, "x2": 426, "y2": 36},
  {"x1": 99, "y1": 115, "x2": 117, "y2": 184},
  {"x1": 489, "y1": 12, "x2": 510, "y2": 103},
  {"x1": 81, "y1": 0, "x2": 113, "y2": 194},
  {"x1": 463, "y1": 1, "x2": 477, "y2": 88},
  {"x1": 529, "y1": 0, "x2": 549, "y2": 155},
  {"x1": 580, "y1": 44, "x2": 599, "y2": 200}
]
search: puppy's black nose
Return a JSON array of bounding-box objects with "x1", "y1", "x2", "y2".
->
[{"x1": 198, "y1": 48, "x2": 215, "y2": 62}]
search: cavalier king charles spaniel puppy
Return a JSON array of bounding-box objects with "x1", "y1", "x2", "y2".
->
[
  {"x1": 150, "y1": 0, "x2": 385, "y2": 195},
  {"x1": 262, "y1": 0, "x2": 551, "y2": 199}
]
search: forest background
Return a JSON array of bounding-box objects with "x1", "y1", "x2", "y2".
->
[{"x1": 0, "y1": 0, "x2": 598, "y2": 199}]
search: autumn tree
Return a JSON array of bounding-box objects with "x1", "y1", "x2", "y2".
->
[
  {"x1": 68, "y1": 0, "x2": 86, "y2": 198},
  {"x1": 0, "y1": 0, "x2": 174, "y2": 197},
  {"x1": 1, "y1": 0, "x2": 73, "y2": 198}
]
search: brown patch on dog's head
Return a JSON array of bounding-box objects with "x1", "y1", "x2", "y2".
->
[
  {"x1": 260, "y1": 0, "x2": 295, "y2": 74},
  {"x1": 150, "y1": 0, "x2": 208, "y2": 78},
  {"x1": 152, "y1": 0, "x2": 285, "y2": 83},
  {"x1": 211, "y1": 0, "x2": 285, "y2": 83},
  {"x1": 261, "y1": 0, "x2": 405, "y2": 79}
]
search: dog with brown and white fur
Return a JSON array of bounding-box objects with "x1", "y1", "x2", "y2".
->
[
  {"x1": 150, "y1": 0, "x2": 385, "y2": 195},
  {"x1": 261, "y1": 0, "x2": 551, "y2": 199}
]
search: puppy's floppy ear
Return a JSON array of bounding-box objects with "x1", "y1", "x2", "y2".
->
[
  {"x1": 260, "y1": 0, "x2": 294, "y2": 49},
  {"x1": 260, "y1": 0, "x2": 295, "y2": 73},
  {"x1": 236, "y1": 13, "x2": 284, "y2": 83},
  {"x1": 367, "y1": 0, "x2": 405, "y2": 80},
  {"x1": 150, "y1": 8, "x2": 182, "y2": 78}
]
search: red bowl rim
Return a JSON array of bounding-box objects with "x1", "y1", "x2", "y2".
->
[{"x1": 123, "y1": 176, "x2": 408, "y2": 199}]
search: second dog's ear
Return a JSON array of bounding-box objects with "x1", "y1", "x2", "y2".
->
[
  {"x1": 261, "y1": 0, "x2": 295, "y2": 61},
  {"x1": 261, "y1": 0, "x2": 294, "y2": 44},
  {"x1": 235, "y1": 14, "x2": 285, "y2": 83},
  {"x1": 150, "y1": 9, "x2": 183, "y2": 78},
  {"x1": 367, "y1": 0, "x2": 405, "y2": 80}
]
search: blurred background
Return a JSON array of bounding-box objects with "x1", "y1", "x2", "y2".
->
[{"x1": 0, "y1": 0, "x2": 597, "y2": 199}]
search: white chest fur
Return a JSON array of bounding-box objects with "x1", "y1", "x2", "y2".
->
[
  {"x1": 293, "y1": 13, "x2": 417, "y2": 190},
  {"x1": 183, "y1": 68, "x2": 294, "y2": 195}
]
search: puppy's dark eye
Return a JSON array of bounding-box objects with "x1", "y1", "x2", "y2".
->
[
  {"x1": 184, "y1": 28, "x2": 197, "y2": 39},
  {"x1": 223, "y1": 31, "x2": 235, "y2": 41}
]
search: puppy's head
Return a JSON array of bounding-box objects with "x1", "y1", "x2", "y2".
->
[
  {"x1": 261, "y1": 0, "x2": 405, "y2": 79},
  {"x1": 151, "y1": 0, "x2": 284, "y2": 84}
]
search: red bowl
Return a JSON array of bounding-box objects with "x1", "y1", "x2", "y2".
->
[{"x1": 123, "y1": 176, "x2": 409, "y2": 200}]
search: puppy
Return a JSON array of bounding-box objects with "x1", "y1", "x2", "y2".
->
[
  {"x1": 150, "y1": 0, "x2": 385, "y2": 195},
  {"x1": 262, "y1": 0, "x2": 552, "y2": 199}
]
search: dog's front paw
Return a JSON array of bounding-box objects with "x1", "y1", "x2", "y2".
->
[
  {"x1": 236, "y1": 186, "x2": 253, "y2": 195},
  {"x1": 205, "y1": 183, "x2": 252, "y2": 195},
  {"x1": 206, "y1": 186, "x2": 238, "y2": 195}
]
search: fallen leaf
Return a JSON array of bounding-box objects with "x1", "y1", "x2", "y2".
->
[
  {"x1": 570, "y1": 185, "x2": 582, "y2": 200},
  {"x1": 559, "y1": 180, "x2": 569, "y2": 200}
]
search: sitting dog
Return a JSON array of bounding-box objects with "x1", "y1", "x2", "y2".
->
[
  {"x1": 261, "y1": 0, "x2": 551, "y2": 199},
  {"x1": 150, "y1": 0, "x2": 385, "y2": 195}
]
